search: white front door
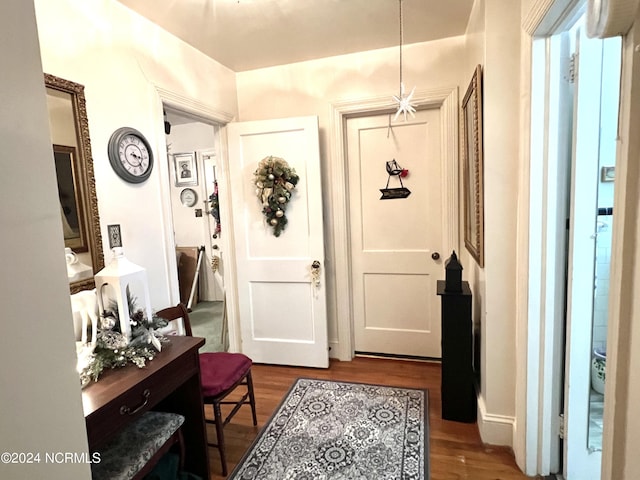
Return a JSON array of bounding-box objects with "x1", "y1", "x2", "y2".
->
[
  {"x1": 227, "y1": 116, "x2": 328, "y2": 368},
  {"x1": 346, "y1": 109, "x2": 443, "y2": 358}
]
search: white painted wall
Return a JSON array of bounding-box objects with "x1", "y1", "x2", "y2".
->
[
  {"x1": 34, "y1": 0, "x2": 238, "y2": 310},
  {"x1": 0, "y1": 1, "x2": 90, "y2": 478},
  {"x1": 464, "y1": 0, "x2": 521, "y2": 446},
  {"x1": 0, "y1": 1, "x2": 237, "y2": 474},
  {"x1": 236, "y1": 35, "x2": 466, "y2": 358}
]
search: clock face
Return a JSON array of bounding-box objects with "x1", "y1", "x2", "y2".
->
[
  {"x1": 108, "y1": 127, "x2": 154, "y2": 183},
  {"x1": 180, "y1": 188, "x2": 198, "y2": 207},
  {"x1": 118, "y1": 134, "x2": 151, "y2": 177}
]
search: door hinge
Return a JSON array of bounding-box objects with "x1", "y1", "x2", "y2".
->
[
  {"x1": 558, "y1": 413, "x2": 565, "y2": 439},
  {"x1": 566, "y1": 53, "x2": 577, "y2": 84}
]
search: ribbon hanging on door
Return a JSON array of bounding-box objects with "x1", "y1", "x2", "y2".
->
[{"x1": 208, "y1": 166, "x2": 221, "y2": 234}]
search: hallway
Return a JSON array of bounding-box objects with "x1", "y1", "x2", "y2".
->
[{"x1": 207, "y1": 356, "x2": 540, "y2": 480}]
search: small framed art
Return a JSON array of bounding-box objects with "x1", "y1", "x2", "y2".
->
[{"x1": 173, "y1": 152, "x2": 198, "y2": 187}]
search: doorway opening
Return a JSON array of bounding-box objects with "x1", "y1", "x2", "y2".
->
[
  {"x1": 527, "y1": 9, "x2": 622, "y2": 478},
  {"x1": 163, "y1": 106, "x2": 227, "y2": 353}
]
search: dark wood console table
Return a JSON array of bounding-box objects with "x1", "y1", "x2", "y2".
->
[{"x1": 82, "y1": 336, "x2": 209, "y2": 479}]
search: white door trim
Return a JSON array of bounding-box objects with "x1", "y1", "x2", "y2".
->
[
  {"x1": 518, "y1": 0, "x2": 588, "y2": 476},
  {"x1": 329, "y1": 87, "x2": 459, "y2": 361},
  {"x1": 523, "y1": 0, "x2": 584, "y2": 36},
  {"x1": 157, "y1": 86, "x2": 235, "y2": 125}
]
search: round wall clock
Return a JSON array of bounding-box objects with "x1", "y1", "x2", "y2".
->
[
  {"x1": 180, "y1": 188, "x2": 198, "y2": 207},
  {"x1": 107, "y1": 127, "x2": 154, "y2": 183}
]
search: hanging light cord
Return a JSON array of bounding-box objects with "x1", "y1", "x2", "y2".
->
[
  {"x1": 399, "y1": 0, "x2": 404, "y2": 97},
  {"x1": 391, "y1": 0, "x2": 416, "y2": 121}
]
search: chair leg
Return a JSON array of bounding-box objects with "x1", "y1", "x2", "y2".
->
[
  {"x1": 213, "y1": 401, "x2": 228, "y2": 476},
  {"x1": 177, "y1": 429, "x2": 185, "y2": 471},
  {"x1": 246, "y1": 371, "x2": 258, "y2": 426},
  {"x1": 204, "y1": 368, "x2": 257, "y2": 475}
]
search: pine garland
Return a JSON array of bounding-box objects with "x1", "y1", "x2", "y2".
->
[
  {"x1": 253, "y1": 156, "x2": 299, "y2": 237},
  {"x1": 78, "y1": 291, "x2": 169, "y2": 386}
]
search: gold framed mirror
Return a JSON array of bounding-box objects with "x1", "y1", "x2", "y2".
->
[
  {"x1": 45, "y1": 73, "x2": 104, "y2": 293},
  {"x1": 462, "y1": 64, "x2": 485, "y2": 267}
]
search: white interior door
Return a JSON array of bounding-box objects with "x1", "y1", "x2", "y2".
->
[
  {"x1": 201, "y1": 148, "x2": 224, "y2": 301},
  {"x1": 347, "y1": 109, "x2": 443, "y2": 358},
  {"x1": 564, "y1": 25, "x2": 603, "y2": 479},
  {"x1": 227, "y1": 116, "x2": 328, "y2": 368}
]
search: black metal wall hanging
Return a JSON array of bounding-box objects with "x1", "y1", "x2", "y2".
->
[{"x1": 380, "y1": 159, "x2": 411, "y2": 199}]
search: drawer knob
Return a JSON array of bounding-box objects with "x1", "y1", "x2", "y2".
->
[{"x1": 120, "y1": 389, "x2": 150, "y2": 415}]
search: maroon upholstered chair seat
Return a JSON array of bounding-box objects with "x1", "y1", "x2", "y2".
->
[
  {"x1": 199, "y1": 352, "x2": 252, "y2": 398},
  {"x1": 156, "y1": 303, "x2": 257, "y2": 476}
]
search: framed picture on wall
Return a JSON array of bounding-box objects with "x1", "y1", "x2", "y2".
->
[
  {"x1": 173, "y1": 152, "x2": 198, "y2": 187},
  {"x1": 53, "y1": 144, "x2": 88, "y2": 253},
  {"x1": 462, "y1": 64, "x2": 485, "y2": 267}
]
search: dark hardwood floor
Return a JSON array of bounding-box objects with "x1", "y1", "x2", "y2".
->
[{"x1": 204, "y1": 356, "x2": 540, "y2": 479}]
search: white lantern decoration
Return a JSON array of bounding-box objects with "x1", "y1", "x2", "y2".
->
[{"x1": 94, "y1": 247, "x2": 153, "y2": 343}]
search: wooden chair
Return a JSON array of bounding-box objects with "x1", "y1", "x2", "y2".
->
[{"x1": 157, "y1": 303, "x2": 257, "y2": 476}]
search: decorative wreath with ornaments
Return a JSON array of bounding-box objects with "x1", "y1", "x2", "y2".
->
[{"x1": 253, "y1": 156, "x2": 299, "y2": 237}]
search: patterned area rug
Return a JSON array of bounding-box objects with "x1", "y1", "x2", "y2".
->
[{"x1": 230, "y1": 378, "x2": 429, "y2": 479}]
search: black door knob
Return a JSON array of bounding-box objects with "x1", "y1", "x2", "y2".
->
[{"x1": 431, "y1": 252, "x2": 440, "y2": 260}]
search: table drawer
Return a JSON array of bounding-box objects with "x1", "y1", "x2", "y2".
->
[{"x1": 86, "y1": 348, "x2": 198, "y2": 448}]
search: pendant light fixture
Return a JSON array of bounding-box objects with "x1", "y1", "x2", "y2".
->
[{"x1": 392, "y1": 0, "x2": 416, "y2": 121}]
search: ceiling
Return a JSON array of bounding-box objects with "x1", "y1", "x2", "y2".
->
[{"x1": 116, "y1": 0, "x2": 474, "y2": 72}]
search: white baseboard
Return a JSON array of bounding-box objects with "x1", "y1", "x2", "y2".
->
[
  {"x1": 477, "y1": 394, "x2": 516, "y2": 447},
  {"x1": 329, "y1": 340, "x2": 341, "y2": 359}
]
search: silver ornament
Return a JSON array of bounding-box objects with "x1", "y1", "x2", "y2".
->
[{"x1": 100, "y1": 316, "x2": 116, "y2": 330}]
